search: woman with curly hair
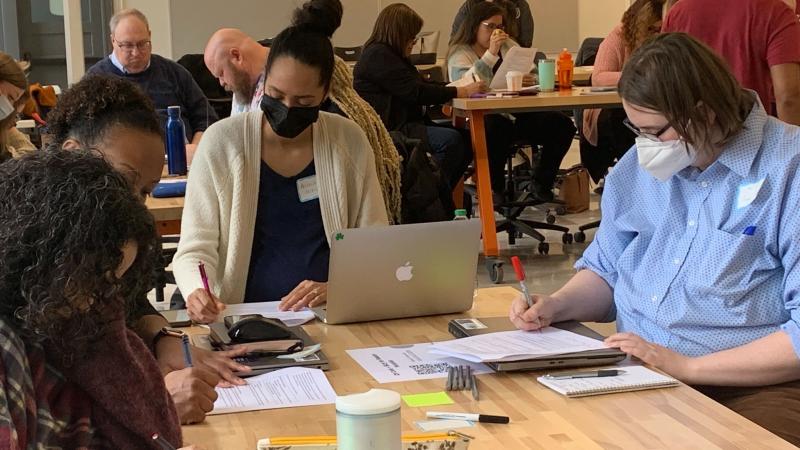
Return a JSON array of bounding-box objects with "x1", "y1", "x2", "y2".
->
[
  {"x1": 45, "y1": 74, "x2": 249, "y2": 425},
  {"x1": 581, "y1": 0, "x2": 675, "y2": 182},
  {"x1": 0, "y1": 150, "x2": 200, "y2": 449}
]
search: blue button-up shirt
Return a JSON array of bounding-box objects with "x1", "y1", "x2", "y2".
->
[{"x1": 576, "y1": 98, "x2": 800, "y2": 358}]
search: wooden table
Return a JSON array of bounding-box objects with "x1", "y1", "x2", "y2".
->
[
  {"x1": 451, "y1": 88, "x2": 622, "y2": 258},
  {"x1": 181, "y1": 287, "x2": 791, "y2": 449},
  {"x1": 146, "y1": 195, "x2": 184, "y2": 236}
]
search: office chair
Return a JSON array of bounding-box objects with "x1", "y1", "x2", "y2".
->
[
  {"x1": 494, "y1": 145, "x2": 572, "y2": 256},
  {"x1": 153, "y1": 236, "x2": 179, "y2": 305},
  {"x1": 176, "y1": 54, "x2": 232, "y2": 120},
  {"x1": 409, "y1": 31, "x2": 440, "y2": 65},
  {"x1": 334, "y1": 46, "x2": 363, "y2": 62},
  {"x1": 572, "y1": 37, "x2": 604, "y2": 242}
]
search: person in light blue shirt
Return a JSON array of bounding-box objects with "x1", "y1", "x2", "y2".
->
[{"x1": 510, "y1": 32, "x2": 800, "y2": 445}]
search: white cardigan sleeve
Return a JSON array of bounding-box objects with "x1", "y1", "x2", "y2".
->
[
  {"x1": 172, "y1": 133, "x2": 230, "y2": 299},
  {"x1": 353, "y1": 129, "x2": 389, "y2": 228}
]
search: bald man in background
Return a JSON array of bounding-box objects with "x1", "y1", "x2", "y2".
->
[{"x1": 204, "y1": 29, "x2": 270, "y2": 115}]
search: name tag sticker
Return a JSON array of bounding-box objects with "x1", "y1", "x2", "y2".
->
[
  {"x1": 297, "y1": 175, "x2": 319, "y2": 202},
  {"x1": 736, "y1": 179, "x2": 765, "y2": 210}
]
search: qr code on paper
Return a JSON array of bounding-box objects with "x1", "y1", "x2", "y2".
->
[{"x1": 409, "y1": 362, "x2": 451, "y2": 375}]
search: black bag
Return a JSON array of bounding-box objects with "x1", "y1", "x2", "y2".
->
[{"x1": 390, "y1": 131, "x2": 455, "y2": 224}]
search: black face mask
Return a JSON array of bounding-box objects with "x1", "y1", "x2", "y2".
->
[{"x1": 260, "y1": 94, "x2": 320, "y2": 139}]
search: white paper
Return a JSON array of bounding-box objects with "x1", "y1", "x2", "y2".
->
[
  {"x1": 221, "y1": 301, "x2": 315, "y2": 327},
  {"x1": 490, "y1": 46, "x2": 537, "y2": 90},
  {"x1": 209, "y1": 367, "x2": 336, "y2": 414},
  {"x1": 736, "y1": 179, "x2": 765, "y2": 209},
  {"x1": 346, "y1": 343, "x2": 493, "y2": 384},
  {"x1": 427, "y1": 328, "x2": 607, "y2": 363},
  {"x1": 447, "y1": 75, "x2": 476, "y2": 88}
]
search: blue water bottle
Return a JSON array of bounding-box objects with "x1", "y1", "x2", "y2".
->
[{"x1": 166, "y1": 105, "x2": 188, "y2": 175}]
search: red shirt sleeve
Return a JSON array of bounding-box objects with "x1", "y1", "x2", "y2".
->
[{"x1": 766, "y1": 2, "x2": 800, "y2": 67}]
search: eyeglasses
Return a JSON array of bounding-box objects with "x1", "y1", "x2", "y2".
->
[
  {"x1": 481, "y1": 22, "x2": 505, "y2": 31},
  {"x1": 623, "y1": 117, "x2": 672, "y2": 142},
  {"x1": 114, "y1": 39, "x2": 152, "y2": 53}
]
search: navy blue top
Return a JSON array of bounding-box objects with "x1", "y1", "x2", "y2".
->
[
  {"x1": 244, "y1": 160, "x2": 330, "y2": 302},
  {"x1": 87, "y1": 54, "x2": 218, "y2": 139}
]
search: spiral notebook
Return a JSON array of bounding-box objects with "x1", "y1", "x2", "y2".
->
[{"x1": 537, "y1": 366, "x2": 679, "y2": 398}]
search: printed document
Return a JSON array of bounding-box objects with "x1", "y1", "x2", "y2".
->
[
  {"x1": 489, "y1": 46, "x2": 537, "y2": 90},
  {"x1": 210, "y1": 367, "x2": 336, "y2": 414},
  {"x1": 222, "y1": 301, "x2": 315, "y2": 327},
  {"x1": 428, "y1": 328, "x2": 606, "y2": 363},
  {"x1": 347, "y1": 343, "x2": 492, "y2": 384}
]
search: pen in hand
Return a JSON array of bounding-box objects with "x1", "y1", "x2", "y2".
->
[
  {"x1": 511, "y1": 256, "x2": 542, "y2": 330},
  {"x1": 181, "y1": 333, "x2": 193, "y2": 368},
  {"x1": 151, "y1": 433, "x2": 177, "y2": 450}
]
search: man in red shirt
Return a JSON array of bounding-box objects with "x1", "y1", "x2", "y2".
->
[{"x1": 663, "y1": 0, "x2": 800, "y2": 125}]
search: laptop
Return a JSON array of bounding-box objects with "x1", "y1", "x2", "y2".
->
[
  {"x1": 448, "y1": 317, "x2": 627, "y2": 372},
  {"x1": 313, "y1": 219, "x2": 482, "y2": 325}
]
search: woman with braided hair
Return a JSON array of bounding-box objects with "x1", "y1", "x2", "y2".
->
[{"x1": 328, "y1": 55, "x2": 402, "y2": 224}]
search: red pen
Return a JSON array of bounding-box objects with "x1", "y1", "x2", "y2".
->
[
  {"x1": 511, "y1": 256, "x2": 533, "y2": 308},
  {"x1": 198, "y1": 262, "x2": 211, "y2": 294}
]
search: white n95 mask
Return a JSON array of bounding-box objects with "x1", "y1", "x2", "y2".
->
[
  {"x1": 636, "y1": 137, "x2": 696, "y2": 181},
  {"x1": 0, "y1": 95, "x2": 14, "y2": 121}
]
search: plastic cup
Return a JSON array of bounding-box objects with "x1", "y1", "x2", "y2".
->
[
  {"x1": 538, "y1": 59, "x2": 556, "y2": 92},
  {"x1": 506, "y1": 70, "x2": 524, "y2": 91}
]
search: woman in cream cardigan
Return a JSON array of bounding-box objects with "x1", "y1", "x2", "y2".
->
[{"x1": 173, "y1": 0, "x2": 388, "y2": 323}]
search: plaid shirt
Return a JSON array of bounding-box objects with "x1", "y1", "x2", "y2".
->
[{"x1": 0, "y1": 318, "x2": 96, "y2": 449}]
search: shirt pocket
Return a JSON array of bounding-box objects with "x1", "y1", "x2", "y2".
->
[{"x1": 687, "y1": 227, "x2": 779, "y2": 301}]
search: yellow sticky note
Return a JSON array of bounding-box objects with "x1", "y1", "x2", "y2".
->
[{"x1": 402, "y1": 391, "x2": 455, "y2": 408}]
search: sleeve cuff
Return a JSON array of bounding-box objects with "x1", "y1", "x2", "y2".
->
[
  {"x1": 780, "y1": 320, "x2": 800, "y2": 359},
  {"x1": 481, "y1": 50, "x2": 500, "y2": 67},
  {"x1": 574, "y1": 258, "x2": 617, "y2": 290}
]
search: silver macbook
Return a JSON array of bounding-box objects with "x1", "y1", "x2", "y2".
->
[{"x1": 313, "y1": 219, "x2": 482, "y2": 324}]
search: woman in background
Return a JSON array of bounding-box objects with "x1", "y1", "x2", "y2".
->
[
  {"x1": 581, "y1": 0, "x2": 672, "y2": 183},
  {"x1": 448, "y1": 2, "x2": 575, "y2": 199},
  {"x1": 354, "y1": 3, "x2": 483, "y2": 190}
]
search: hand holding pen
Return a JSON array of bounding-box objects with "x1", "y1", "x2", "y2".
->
[
  {"x1": 185, "y1": 262, "x2": 226, "y2": 324},
  {"x1": 508, "y1": 256, "x2": 552, "y2": 332}
]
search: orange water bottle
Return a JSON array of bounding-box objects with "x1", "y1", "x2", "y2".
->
[{"x1": 557, "y1": 48, "x2": 574, "y2": 90}]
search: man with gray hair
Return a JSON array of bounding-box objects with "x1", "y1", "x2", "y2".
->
[{"x1": 87, "y1": 8, "x2": 217, "y2": 156}]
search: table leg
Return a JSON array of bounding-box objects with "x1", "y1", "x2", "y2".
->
[{"x1": 468, "y1": 110, "x2": 499, "y2": 257}]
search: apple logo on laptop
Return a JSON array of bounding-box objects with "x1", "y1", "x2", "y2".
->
[{"x1": 395, "y1": 262, "x2": 414, "y2": 282}]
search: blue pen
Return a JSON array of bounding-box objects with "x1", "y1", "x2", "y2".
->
[{"x1": 181, "y1": 334, "x2": 193, "y2": 368}]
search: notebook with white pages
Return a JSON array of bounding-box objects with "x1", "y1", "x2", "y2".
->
[{"x1": 537, "y1": 365, "x2": 679, "y2": 398}]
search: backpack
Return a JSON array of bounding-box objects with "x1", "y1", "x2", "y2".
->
[{"x1": 390, "y1": 130, "x2": 455, "y2": 224}]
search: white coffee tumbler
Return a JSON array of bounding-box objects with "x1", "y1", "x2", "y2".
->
[{"x1": 336, "y1": 389, "x2": 401, "y2": 450}]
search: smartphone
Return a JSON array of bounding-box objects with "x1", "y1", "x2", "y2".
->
[{"x1": 161, "y1": 309, "x2": 191, "y2": 327}]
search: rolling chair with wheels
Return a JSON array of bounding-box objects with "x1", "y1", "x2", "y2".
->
[
  {"x1": 465, "y1": 144, "x2": 573, "y2": 285},
  {"x1": 494, "y1": 145, "x2": 572, "y2": 256}
]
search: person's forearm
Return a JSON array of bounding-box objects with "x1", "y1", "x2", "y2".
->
[
  {"x1": 133, "y1": 313, "x2": 170, "y2": 348},
  {"x1": 686, "y1": 331, "x2": 800, "y2": 386},
  {"x1": 776, "y1": 97, "x2": 800, "y2": 126},
  {"x1": 551, "y1": 269, "x2": 614, "y2": 323},
  {"x1": 191, "y1": 131, "x2": 203, "y2": 145}
]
